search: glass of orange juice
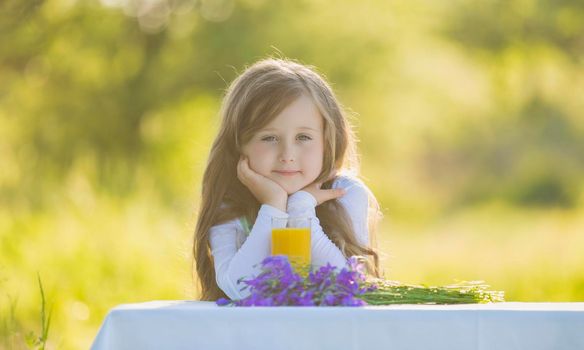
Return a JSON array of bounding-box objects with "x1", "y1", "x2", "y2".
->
[{"x1": 271, "y1": 217, "x2": 311, "y2": 275}]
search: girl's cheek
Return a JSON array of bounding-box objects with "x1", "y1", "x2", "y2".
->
[
  {"x1": 248, "y1": 142, "x2": 272, "y2": 158},
  {"x1": 303, "y1": 143, "x2": 324, "y2": 170},
  {"x1": 247, "y1": 143, "x2": 275, "y2": 174},
  {"x1": 303, "y1": 142, "x2": 323, "y2": 157}
]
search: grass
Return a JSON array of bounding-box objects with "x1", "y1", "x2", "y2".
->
[
  {"x1": 23, "y1": 273, "x2": 54, "y2": 350},
  {"x1": 377, "y1": 201, "x2": 584, "y2": 301},
  {"x1": 1, "y1": 273, "x2": 53, "y2": 350}
]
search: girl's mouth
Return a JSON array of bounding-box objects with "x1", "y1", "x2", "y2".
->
[{"x1": 273, "y1": 170, "x2": 301, "y2": 176}]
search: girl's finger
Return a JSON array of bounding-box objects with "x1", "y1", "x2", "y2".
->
[
  {"x1": 333, "y1": 188, "x2": 346, "y2": 198},
  {"x1": 239, "y1": 157, "x2": 260, "y2": 184},
  {"x1": 239, "y1": 157, "x2": 252, "y2": 178},
  {"x1": 321, "y1": 188, "x2": 346, "y2": 203},
  {"x1": 237, "y1": 165, "x2": 244, "y2": 184},
  {"x1": 237, "y1": 157, "x2": 248, "y2": 183}
]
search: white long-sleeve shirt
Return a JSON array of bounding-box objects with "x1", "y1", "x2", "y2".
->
[{"x1": 209, "y1": 175, "x2": 371, "y2": 300}]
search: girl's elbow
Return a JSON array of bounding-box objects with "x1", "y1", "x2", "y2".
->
[{"x1": 216, "y1": 276, "x2": 245, "y2": 300}]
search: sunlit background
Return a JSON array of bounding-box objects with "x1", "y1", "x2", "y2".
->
[{"x1": 1, "y1": 0, "x2": 583, "y2": 348}]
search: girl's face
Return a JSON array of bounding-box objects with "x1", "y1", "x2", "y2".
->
[{"x1": 242, "y1": 94, "x2": 325, "y2": 195}]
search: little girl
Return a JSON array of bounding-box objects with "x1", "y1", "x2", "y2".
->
[{"x1": 193, "y1": 57, "x2": 382, "y2": 301}]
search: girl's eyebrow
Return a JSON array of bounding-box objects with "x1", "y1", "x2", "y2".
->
[{"x1": 260, "y1": 126, "x2": 319, "y2": 132}]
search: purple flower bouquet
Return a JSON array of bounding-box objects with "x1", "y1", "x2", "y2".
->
[
  {"x1": 216, "y1": 256, "x2": 377, "y2": 306},
  {"x1": 216, "y1": 255, "x2": 505, "y2": 307}
]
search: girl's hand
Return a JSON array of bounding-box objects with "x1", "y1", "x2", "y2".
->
[
  {"x1": 300, "y1": 173, "x2": 346, "y2": 206},
  {"x1": 237, "y1": 156, "x2": 288, "y2": 212}
]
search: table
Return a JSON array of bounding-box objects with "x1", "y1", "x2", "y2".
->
[{"x1": 91, "y1": 301, "x2": 584, "y2": 350}]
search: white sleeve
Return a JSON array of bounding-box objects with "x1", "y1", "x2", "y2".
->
[
  {"x1": 333, "y1": 177, "x2": 370, "y2": 247},
  {"x1": 286, "y1": 176, "x2": 370, "y2": 270},
  {"x1": 209, "y1": 204, "x2": 288, "y2": 300}
]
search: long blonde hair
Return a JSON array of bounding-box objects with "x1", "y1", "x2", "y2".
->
[{"x1": 193, "y1": 57, "x2": 383, "y2": 301}]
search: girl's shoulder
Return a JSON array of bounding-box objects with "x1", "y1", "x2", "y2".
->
[
  {"x1": 211, "y1": 203, "x2": 242, "y2": 229},
  {"x1": 212, "y1": 203, "x2": 250, "y2": 235},
  {"x1": 209, "y1": 216, "x2": 240, "y2": 233}
]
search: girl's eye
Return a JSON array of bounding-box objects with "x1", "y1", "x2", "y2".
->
[
  {"x1": 260, "y1": 135, "x2": 312, "y2": 142},
  {"x1": 261, "y1": 136, "x2": 277, "y2": 142}
]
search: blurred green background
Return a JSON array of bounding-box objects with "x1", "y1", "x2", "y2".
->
[{"x1": 1, "y1": 0, "x2": 583, "y2": 348}]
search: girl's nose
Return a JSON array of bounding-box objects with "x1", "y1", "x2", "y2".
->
[
  {"x1": 279, "y1": 144, "x2": 295, "y2": 163},
  {"x1": 279, "y1": 152, "x2": 295, "y2": 162}
]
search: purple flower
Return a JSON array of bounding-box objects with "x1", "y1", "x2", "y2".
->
[
  {"x1": 215, "y1": 255, "x2": 374, "y2": 307},
  {"x1": 347, "y1": 256, "x2": 366, "y2": 276},
  {"x1": 322, "y1": 293, "x2": 337, "y2": 306},
  {"x1": 340, "y1": 295, "x2": 366, "y2": 306},
  {"x1": 337, "y1": 269, "x2": 359, "y2": 294},
  {"x1": 216, "y1": 298, "x2": 232, "y2": 306},
  {"x1": 295, "y1": 291, "x2": 316, "y2": 306},
  {"x1": 308, "y1": 264, "x2": 336, "y2": 285}
]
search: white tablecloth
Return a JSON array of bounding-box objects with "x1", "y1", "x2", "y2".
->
[{"x1": 91, "y1": 301, "x2": 584, "y2": 350}]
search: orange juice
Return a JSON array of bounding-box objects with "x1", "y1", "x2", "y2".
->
[{"x1": 271, "y1": 227, "x2": 311, "y2": 271}]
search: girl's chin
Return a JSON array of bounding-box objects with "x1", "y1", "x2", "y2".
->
[
  {"x1": 285, "y1": 188, "x2": 302, "y2": 195},
  {"x1": 273, "y1": 180, "x2": 306, "y2": 195},
  {"x1": 282, "y1": 184, "x2": 304, "y2": 195}
]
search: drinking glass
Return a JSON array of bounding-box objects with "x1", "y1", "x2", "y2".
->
[{"x1": 271, "y1": 217, "x2": 311, "y2": 274}]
